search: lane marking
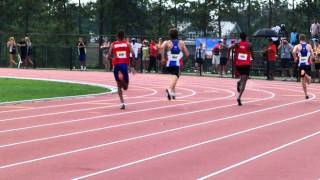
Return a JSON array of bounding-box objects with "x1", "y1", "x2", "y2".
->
[
  {"x1": 0, "y1": 89, "x2": 277, "y2": 169},
  {"x1": 0, "y1": 84, "x2": 159, "y2": 114},
  {"x1": 72, "y1": 101, "x2": 320, "y2": 180},
  {"x1": 0, "y1": 87, "x2": 226, "y2": 133},
  {"x1": 0, "y1": 87, "x2": 195, "y2": 123},
  {"x1": 198, "y1": 130, "x2": 320, "y2": 179},
  {"x1": 0, "y1": 89, "x2": 235, "y2": 148}
]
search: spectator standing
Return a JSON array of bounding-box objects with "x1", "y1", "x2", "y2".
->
[
  {"x1": 17, "y1": 37, "x2": 27, "y2": 68},
  {"x1": 219, "y1": 39, "x2": 229, "y2": 77},
  {"x1": 266, "y1": 39, "x2": 277, "y2": 80},
  {"x1": 130, "y1": 38, "x2": 142, "y2": 71},
  {"x1": 100, "y1": 37, "x2": 111, "y2": 71},
  {"x1": 149, "y1": 40, "x2": 158, "y2": 72},
  {"x1": 278, "y1": 38, "x2": 293, "y2": 80},
  {"x1": 278, "y1": 24, "x2": 289, "y2": 40},
  {"x1": 7, "y1": 37, "x2": 17, "y2": 67},
  {"x1": 314, "y1": 39, "x2": 320, "y2": 82},
  {"x1": 142, "y1": 40, "x2": 150, "y2": 72},
  {"x1": 25, "y1": 37, "x2": 34, "y2": 68},
  {"x1": 77, "y1": 37, "x2": 87, "y2": 71},
  {"x1": 290, "y1": 27, "x2": 299, "y2": 46},
  {"x1": 195, "y1": 43, "x2": 205, "y2": 76},
  {"x1": 271, "y1": 25, "x2": 281, "y2": 48},
  {"x1": 310, "y1": 20, "x2": 319, "y2": 39},
  {"x1": 212, "y1": 40, "x2": 221, "y2": 74},
  {"x1": 157, "y1": 38, "x2": 163, "y2": 72}
]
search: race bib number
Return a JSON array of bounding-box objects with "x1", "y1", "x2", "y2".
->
[
  {"x1": 300, "y1": 56, "x2": 308, "y2": 63},
  {"x1": 238, "y1": 53, "x2": 248, "y2": 61},
  {"x1": 116, "y1": 51, "x2": 127, "y2": 59},
  {"x1": 172, "y1": 54, "x2": 179, "y2": 60}
]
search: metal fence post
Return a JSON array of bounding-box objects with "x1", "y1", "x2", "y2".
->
[{"x1": 70, "y1": 47, "x2": 73, "y2": 71}]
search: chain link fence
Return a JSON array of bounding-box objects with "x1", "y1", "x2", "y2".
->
[{"x1": 0, "y1": 32, "x2": 313, "y2": 81}]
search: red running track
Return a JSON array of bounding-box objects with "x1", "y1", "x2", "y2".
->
[{"x1": 0, "y1": 68, "x2": 319, "y2": 180}]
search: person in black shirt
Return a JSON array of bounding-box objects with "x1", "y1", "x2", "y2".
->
[
  {"x1": 18, "y1": 38, "x2": 27, "y2": 68},
  {"x1": 78, "y1": 37, "x2": 87, "y2": 71}
]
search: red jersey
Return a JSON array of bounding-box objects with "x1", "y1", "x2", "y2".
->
[
  {"x1": 150, "y1": 43, "x2": 157, "y2": 57},
  {"x1": 112, "y1": 40, "x2": 130, "y2": 65},
  {"x1": 235, "y1": 41, "x2": 251, "y2": 66},
  {"x1": 267, "y1": 43, "x2": 277, "y2": 61}
]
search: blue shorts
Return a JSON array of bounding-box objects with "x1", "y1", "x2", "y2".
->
[
  {"x1": 114, "y1": 64, "x2": 129, "y2": 83},
  {"x1": 79, "y1": 54, "x2": 86, "y2": 61}
]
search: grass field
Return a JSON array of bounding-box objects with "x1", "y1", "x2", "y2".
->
[{"x1": 0, "y1": 78, "x2": 111, "y2": 102}]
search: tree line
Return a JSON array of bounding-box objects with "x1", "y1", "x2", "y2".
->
[{"x1": 0, "y1": 0, "x2": 319, "y2": 44}]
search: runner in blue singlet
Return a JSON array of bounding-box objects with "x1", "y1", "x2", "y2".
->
[
  {"x1": 161, "y1": 28, "x2": 189, "y2": 100},
  {"x1": 293, "y1": 34, "x2": 314, "y2": 99}
]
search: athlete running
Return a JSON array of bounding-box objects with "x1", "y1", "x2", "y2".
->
[
  {"x1": 108, "y1": 30, "x2": 136, "y2": 109},
  {"x1": 292, "y1": 34, "x2": 314, "y2": 99},
  {"x1": 161, "y1": 28, "x2": 189, "y2": 100},
  {"x1": 230, "y1": 32, "x2": 253, "y2": 106}
]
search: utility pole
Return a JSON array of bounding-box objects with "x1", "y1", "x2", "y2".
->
[
  {"x1": 98, "y1": 0, "x2": 104, "y2": 67},
  {"x1": 158, "y1": 0, "x2": 162, "y2": 36},
  {"x1": 247, "y1": 0, "x2": 251, "y2": 35},
  {"x1": 78, "y1": 0, "x2": 82, "y2": 34},
  {"x1": 218, "y1": 0, "x2": 221, "y2": 37},
  {"x1": 174, "y1": 2, "x2": 178, "y2": 28},
  {"x1": 269, "y1": 0, "x2": 272, "y2": 28}
]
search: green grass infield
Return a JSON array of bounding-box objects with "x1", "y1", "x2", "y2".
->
[{"x1": 0, "y1": 78, "x2": 111, "y2": 103}]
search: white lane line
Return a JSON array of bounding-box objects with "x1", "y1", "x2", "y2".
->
[
  {"x1": 0, "y1": 89, "x2": 235, "y2": 148},
  {"x1": 198, "y1": 130, "x2": 320, "y2": 180},
  {"x1": 0, "y1": 87, "x2": 223, "y2": 133},
  {"x1": 0, "y1": 87, "x2": 195, "y2": 123},
  {"x1": 0, "y1": 84, "x2": 159, "y2": 114},
  {"x1": 72, "y1": 101, "x2": 319, "y2": 180},
  {"x1": 0, "y1": 88, "x2": 275, "y2": 169}
]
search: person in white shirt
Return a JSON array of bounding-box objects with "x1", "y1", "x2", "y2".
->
[{"x1": 131, "y1": 38, "x2": 142, "y2": 71}]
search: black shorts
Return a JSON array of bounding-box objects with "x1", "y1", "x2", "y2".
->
[
  {"x1": 165, "y1": 66, "x2": 180, "y2": 78},
  {"x1": 281, "y1": 58, "x2": 293, "y2": 69},
  {"x1": 299, "y1": 65, "x2": 311, "y2": 77},
  {"x1": 220, "y1": 57, "x2": 228, "y2": 66},
  {"x1": 196, "y1": 58, "x2": 203, "y2": 64},
  {"x1": 236, "y1": 65, "x2": 250, "y2": 76},
  {"x1": 315, "y1": 63, "x2": 320, "y2": 70}
]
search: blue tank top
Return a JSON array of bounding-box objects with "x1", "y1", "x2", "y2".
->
[
  {"x1": 298, "y1": 43, "x2": 311, "y2": 67},
  {"x1": 166, "y1": 39, "x2": 183, "y2": 67}
]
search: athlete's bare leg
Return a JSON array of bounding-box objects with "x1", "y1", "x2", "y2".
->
[
  {"x1": 301, "y1": 70, "x2": 310, "y2": 99},
  {"x1": 166, "y1": 76, "x2": 179, "y2": 100},
  {"x1": 237, "y1": 74, "x2": 248, "y2": 106}
]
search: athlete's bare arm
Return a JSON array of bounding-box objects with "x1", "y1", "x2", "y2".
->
[
  {"x1": 180, "y1": 41, "x2": 189, "y2": 58},
  {"x1": 292, "y1": 44, "x2": 300, "y2": 61},
  {"x1": 308, "y1": 44, "x2": 315, "y2": 62},
  {"x1": 161, "y1": 40, "x2": 168, "y2": 65},
  {"x1": 107, "y1": 44, "x2": 113, "y2": 61}
]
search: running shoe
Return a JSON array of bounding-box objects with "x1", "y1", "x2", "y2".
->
[
  {"x1": 306, "y1": 95, "x2": 309, "y2": 99},
  {"x1": 120, "y1": 103, "x2": 125, "y2": 109},
  {"x1": 172, "y1": 93, "x2": 176, "y2": 100},
  {"x1": 237, "y1": 98, "x2": 242, "y2": 106},
  {"x1": 166, "y1": 89, "x2": 172, "y2": 100}
]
